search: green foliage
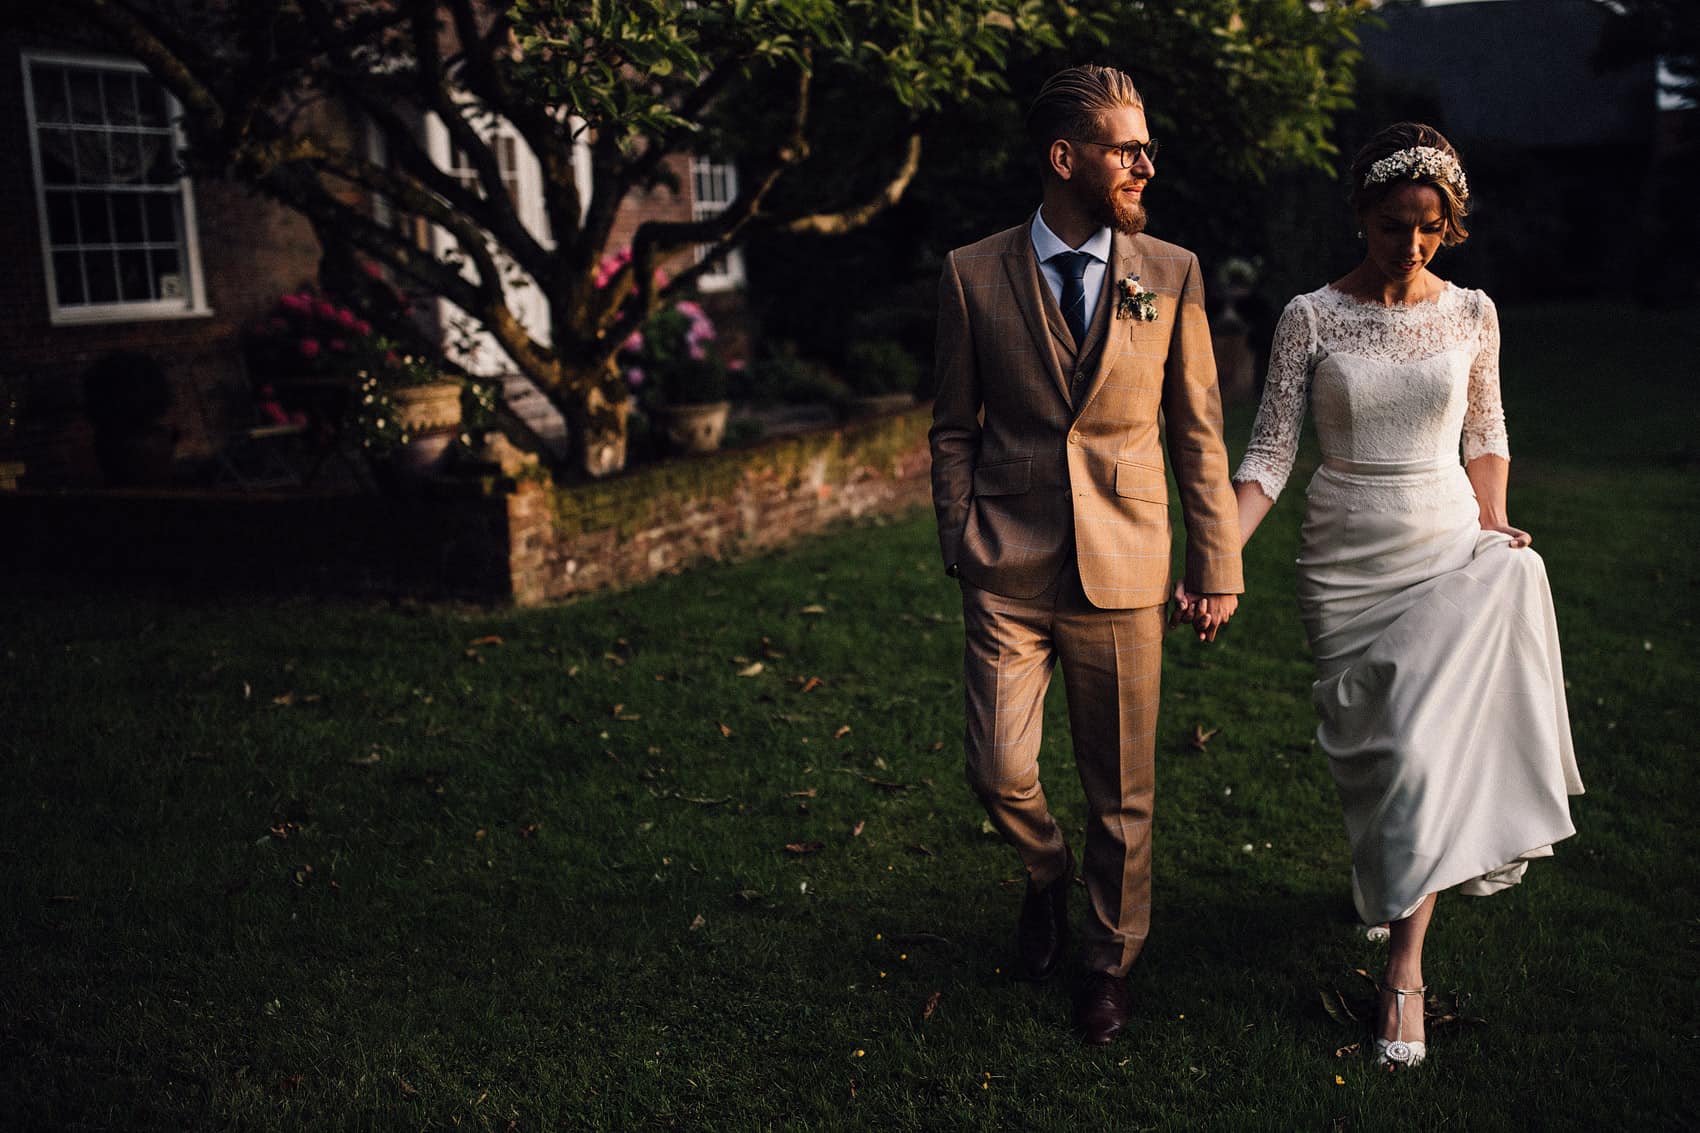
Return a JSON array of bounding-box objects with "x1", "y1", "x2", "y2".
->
[
  {"x1": 842, "y1": 337, "x2": 921, "y2": 396},
  {"x1": 732, "y1": 340, "x2": 851, "y2": 405},
  {"x1": 746, "y1": 0, "x2": 1374, "y2": 364},
  {"x1": 512, "y1": 0, "x2": 1096, "y2": 151},
  {"x1": 625, "y1": 304, "x2": 729, "y2": 406}
]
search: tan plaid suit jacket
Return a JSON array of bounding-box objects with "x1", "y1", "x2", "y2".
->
[{"x1": 929, "y1": 219, "x2": 1243, "y2": 606}]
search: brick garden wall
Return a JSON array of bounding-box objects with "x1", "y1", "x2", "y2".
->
[
  {"x1": 0, "y1": 406, "x2": 934, "y2": 604},
  {"x1": 505, "y1": 406, "x2": 931, "y2": 603}
]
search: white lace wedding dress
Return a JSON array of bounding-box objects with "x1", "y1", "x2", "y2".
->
[{"x1": 1235, "y1": 283, "x2": 1583, "y2": 925}]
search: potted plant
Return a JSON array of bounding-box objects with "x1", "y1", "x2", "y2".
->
[
  {"x1": 625, "y1": 300, "x2": 732, "y2": 455},
  {"x1": 842, "y1": 338, "x2": 921, "y2": 416},
  {"x1": 350, "y1": 351, "x2": 468, "y2": 478},
  {"x1": 82, "y1": 351, "x2": 178, "y2": 487}
]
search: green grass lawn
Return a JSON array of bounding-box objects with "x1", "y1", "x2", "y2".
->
[{"x1": 2, "y1": 302, "x2": 1696, "y2": 1131}]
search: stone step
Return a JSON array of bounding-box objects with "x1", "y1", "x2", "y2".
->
[{"x1": 498, "y1": 373, "x2": 569, "y2": 459}]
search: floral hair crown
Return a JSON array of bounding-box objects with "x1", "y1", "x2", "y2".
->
[{"x1": 1362, "y1": 146, "x2": 1468, "y2": 197}]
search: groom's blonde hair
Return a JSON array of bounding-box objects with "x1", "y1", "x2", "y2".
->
[{"x1": 1027, "y1": 65, "x2": 1144, "y2": 177}]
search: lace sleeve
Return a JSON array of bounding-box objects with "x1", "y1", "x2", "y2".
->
[
  {"x1": 1462, "y1": 291, "x2": 1510, "y2": 462},
  {"x1": 1233, "y1": 296, "x2": 1317, "y2": 502}
]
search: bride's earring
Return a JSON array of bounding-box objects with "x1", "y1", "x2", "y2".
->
[{"x1": 1355, "y1": 229, "x2": 1364, "y2": 240}]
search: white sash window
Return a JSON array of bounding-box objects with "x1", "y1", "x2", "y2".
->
[{"x1": 21, "y1": 50, "x2": 209, "y2": 324}]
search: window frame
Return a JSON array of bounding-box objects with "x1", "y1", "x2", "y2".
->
[
  {"x1": 689, "y1": 156, "x2": 744, "y2": 293},
  {"x1": 20, "y1": 48, "x2": 212, "y2": 326}
]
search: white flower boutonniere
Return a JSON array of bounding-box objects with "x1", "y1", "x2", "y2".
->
[{"x1": 1116, "y1": 275, "x2": 1158, "y2": 322}]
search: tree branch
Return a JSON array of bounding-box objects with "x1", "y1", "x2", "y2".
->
[{"x1": 779, "y1": 132, "x2": 923, "y2": 236}]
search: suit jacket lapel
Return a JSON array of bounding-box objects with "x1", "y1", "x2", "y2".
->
[
  {"x1": 1002, "y1": 219, "x2": 1075, "y2": 406},
  {"x1": 1076, "y1": 232, "x2": 1143, "y2": 413}
]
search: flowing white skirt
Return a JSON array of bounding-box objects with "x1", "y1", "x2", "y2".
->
[{"x1": 1297, "y1": 459, "x2": 1584, "y2": 925}]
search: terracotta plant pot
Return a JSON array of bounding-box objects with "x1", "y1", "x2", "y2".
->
[{"x1": 389, "y1": 381, "x2": 463, "y2": 475}]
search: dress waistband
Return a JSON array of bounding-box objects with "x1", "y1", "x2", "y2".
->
[{"x1": 1322, "y1": 456, "x2": 1455, "y2": 476}]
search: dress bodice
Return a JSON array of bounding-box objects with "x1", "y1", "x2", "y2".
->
[{"x1": 1234, "y1": 284, "x2": 1509, "y2": 502}]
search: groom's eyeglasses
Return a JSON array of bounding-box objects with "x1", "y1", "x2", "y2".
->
[{"x1": 1067, "y1": 137, "x2": 1160, "y2": 168}]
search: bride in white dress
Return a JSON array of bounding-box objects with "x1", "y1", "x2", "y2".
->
[{"x1": 1200, "y1": 123, "x2": 1584, "y2": 1069}]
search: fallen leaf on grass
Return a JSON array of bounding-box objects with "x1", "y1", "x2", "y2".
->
[
  {"x1": 889, "y1": 932, "x2": 952, "y2": 947},
  {"x1": 800, "y1": 604, "x2": 827, "y2": 615},
  {"x1": 732, "y1": 888, "x2": 764, "y2": 907},
  {"x1": 348, "y1": 747, "x2": 382, "y2": 766},
  {"x1": 788, "y1": 788, "x2": 818, "y2": 799},
  {"x1": 907, "y1": 843, "x2": 935, "y2": 857},
  {"x1": 834, "y1": 724, "x2": 852, "y2": 739},
  {"x1": 784, "y1": 841, "x2": 825, "y2": 855},
  {"x1": 518, "y1": 823, "x2": 540, "y2": 838},
  {"x1": 799, "y1": 676, "x2": 824, "y2": 694},
  {"x1": 1191, "y1": 724, "x2": 1220, "y2": 751},
  {"x1": 836, "y1": 770, "x2": 914, "y2": 793},
  {"x1": 396, "y1": 1076, "x2": 419, "y2": 1098},
  {"x1": 468, "y1": 635, "x2": 504, "y2": 647},
  {"x1": 718, "y1": 722, "x2": 732, "y2": 738},
  {"x1": 1319, "y1": 989, "x2": 1359, "y2": 1026},
  {"x1": 611, "y1": 703, "x2": 642, "y2": 721},
  {"x1": 1334, "y1": 1042, "x2": 1360, "y2": 1058},
  {"x1": 921, "y1": 991, "x2": 942, "y2": 1021},
  {"x1": 688, "y1": 914, "x2": 706, "y2": 932},
  {"x1": 737, "y1": 662, "x2": 765, "y2": 677},
  {"x1": 851, "y1": 821, "x2": 866, "y2": 837},
  {"x1": 677, "y1": 794, "x2": 730, "y2": 806}
]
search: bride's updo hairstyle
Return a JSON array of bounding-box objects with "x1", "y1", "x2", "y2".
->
[{"x1": 1349, "y1": 122, "x2": 1471, "y2": 246}]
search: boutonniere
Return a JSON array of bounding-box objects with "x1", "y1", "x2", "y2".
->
[{"x1": 1116, "y1": 274, "x2": 1158, "y2": 322}]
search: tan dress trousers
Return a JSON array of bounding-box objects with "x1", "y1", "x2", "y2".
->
[{"x1": 960, "y1": 559, "x2": 1165, "y2": 978}]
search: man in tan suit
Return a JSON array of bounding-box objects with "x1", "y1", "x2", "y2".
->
[{"x1": 930, "y1": 65, "x2": 1244, "y2": 1044}]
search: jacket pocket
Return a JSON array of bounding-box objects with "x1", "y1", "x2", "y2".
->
[
  {"x1": 973, "y1": 457, "x2": 1031, "y2": 497},
  {"x1": 1114, "y1": 458, "x2": 1167, "y2": 505}
]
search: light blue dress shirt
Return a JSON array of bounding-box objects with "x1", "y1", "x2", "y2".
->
[{"x1": 1031, "y1": 210, "x2": 1112, "y2": 332}]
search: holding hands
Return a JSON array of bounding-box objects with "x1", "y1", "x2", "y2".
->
[{"x1": 1169, "y1": 582, "x2": 1238, "y2": 642}]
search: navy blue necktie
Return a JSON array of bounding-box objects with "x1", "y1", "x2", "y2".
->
[{"x1": 1052, "y1": 251, "x2": 1092, "y2": 346}]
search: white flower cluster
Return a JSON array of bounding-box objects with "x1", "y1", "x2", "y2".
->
[{"x1": 1362, "y1": 146, "x2": 1468, "y2": 196}]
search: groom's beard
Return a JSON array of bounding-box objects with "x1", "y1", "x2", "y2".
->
[{"x1": 1088, "y1": 179, "x2": 1148, "y2": 236}]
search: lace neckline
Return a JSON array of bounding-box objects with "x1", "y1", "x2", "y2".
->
[{"x1": 1320, "y1": 281, "x2": 1455, "y2": 313}]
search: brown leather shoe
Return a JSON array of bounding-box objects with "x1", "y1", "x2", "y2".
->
[
  {"x1": 1073, "y1": 972, "x2": 1131, "y2": 1045},
  {"x1": 1015, "y1": 846, "x2": 1073, "y2": 982}
]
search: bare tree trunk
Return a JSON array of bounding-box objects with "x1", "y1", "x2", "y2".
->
[{"x1": 562, "y1": 376, "x2": 631, "y2": 480}]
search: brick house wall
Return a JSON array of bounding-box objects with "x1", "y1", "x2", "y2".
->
[
  {"x1": 0, "y1": 28, "x2": 331, "y2": 487},
  {"x1": 0, "y1": 33, "x2": 748, "y2": 491}
]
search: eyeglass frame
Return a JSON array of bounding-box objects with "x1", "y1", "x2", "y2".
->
[{"x1": 1065, "y1": 136, "x2": 1160, "y2": 168}]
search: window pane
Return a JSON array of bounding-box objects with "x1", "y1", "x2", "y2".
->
[
  {"x1": 67, "y1": 68, "x2": 103, "y2": 125},
  {"x1": 113, "y1": 132, "x2": 151, "y2": 184},
  {"x1": 111, "y1": 193, "x2": 145, "y2": 242},
  {"x1": 31, "y1": 66, "x2": 69, "y2": 124},
  {"x1": 45, "y1": 190, "x2": 79, "y2": 245},
  {"x1": 108, "y1": 73, "x2": 140, "y2": 126},
  {"x1": 135, "y1": 76, "x2": 169, "y2": 127},
  {"x1": 151, "y1": 249, "x2": 183, "y2": 299},
  {"x1": 144, "y1": 194, "x2": 179, "y2": 243},
  {"x1": 76, "y1": 192, "x2": 113, "y2": 244},
  {"x1": 143, "y1": 136, "x2": 180, "y2": 185},
  {"x1": 37, "y1": 129, "x2": 76, "y2": 185},
  {"x1": 86, "y1": 250, "x2": 118, "y2": 303},
  {"x1": 74, "y1": 131, "x2": 112, "y2": 185},
  {"x1": 117, "y1": 249, "x2": 151, "y2": 301},
  {"x1": 53, "y1": 251, "x2": 85, "y2": 306}
]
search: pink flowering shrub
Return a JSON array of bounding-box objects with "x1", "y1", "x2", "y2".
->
[
  {"x1": 246, "y1": 290, "x2": 379, "y2": 380},
  {"x1": 594, "y1": 249, "x2": 728, "y2": 406}
]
